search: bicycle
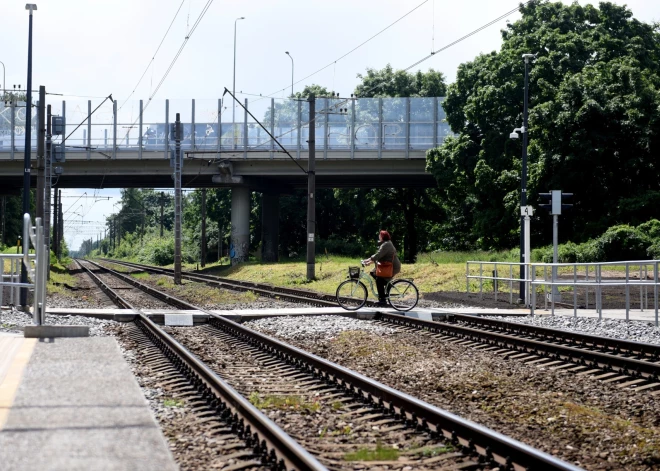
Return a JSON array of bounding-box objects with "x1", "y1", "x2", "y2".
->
[{"x1": 336, "y1": 261, "x2": 419, "y2": 311}]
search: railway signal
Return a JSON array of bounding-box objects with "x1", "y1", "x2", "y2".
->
[{"x1": 538, "y1": 190, "x2": 573, "y2": 302}]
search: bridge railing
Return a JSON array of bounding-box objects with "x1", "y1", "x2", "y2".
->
[{"x1": 0, "y1": 97, "x2": 452, "y2": 160}]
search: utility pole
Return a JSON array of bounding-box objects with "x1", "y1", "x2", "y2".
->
[
  {"x1": 36, "y1": 86, "x2": 45, "y2": 222},
  {"x1": 0, "y1": 196, "x2": 5, "y2": 246},
  {"x1": 518, "y1": 53, "x2": 534, "y2": 303},
  {"x1": 58, "y1": 189, "x2": 63, "y2": 261},
  {"x1": 160, "y1": 191, "x2": 164, "y2": 237},
  {"x1": 45, "y1": 104, "x2": 52, "y2": 279},
  {"x1": 201, "y1": 188, "x2": 207, "y2": 268},
  {"x1": 306, "y1": 94, "x2": 316, "y2": 281},
  {"x1": 173, "y1": 113, "x2": 182, "y2": 284},
  {"x1": 218, "y1": 222, "x2": 221, "y2": 262},
  {"x1": 21, "y1": 4, "x2": 37, "y2": 308},
  {"x1": 53, "y1": 189, "x2": 59, "y2": 258},
  {"x1": 140, "y1": 209, "x2": 145, "y2": 245}
]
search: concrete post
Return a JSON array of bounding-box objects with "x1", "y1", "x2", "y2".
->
[
  {"x1": 230, "y1": 187, "x2": 250, "y2": 265},
  {"x1": 261, "y1": 192, "x2": 279, "y2": 263}
]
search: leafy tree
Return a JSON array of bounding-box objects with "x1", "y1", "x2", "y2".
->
[{"x1": 427, "y1": 0, "x2": 660, "y2": 249}]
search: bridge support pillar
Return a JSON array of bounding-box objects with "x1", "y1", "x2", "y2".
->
[
  {"x1": 261, "y1": 192, "x2": 279, "y2": 262},
  {"x1": 230, "y1": 187, "x2": 250, "y2": 265}
]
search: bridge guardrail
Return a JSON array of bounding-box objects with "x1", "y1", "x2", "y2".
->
[{"x1": 0, "y1": 97, "x2": 452, "y2": 159}]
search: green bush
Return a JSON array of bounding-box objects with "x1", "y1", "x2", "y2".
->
[
  {"x1": 637, "y1": 219, "x2": 660, "y2": 240},
  {"x1": 593, "y1": 225, "x2": 650, "y2": 261}
]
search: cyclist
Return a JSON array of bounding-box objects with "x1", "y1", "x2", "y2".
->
[{"x1": 362, "y1": 230, "x2": 401, "y2": 306}]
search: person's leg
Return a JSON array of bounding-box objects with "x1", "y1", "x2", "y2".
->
[{"x1": 376, "y1": 276, "x2": 387, "y2": 303}]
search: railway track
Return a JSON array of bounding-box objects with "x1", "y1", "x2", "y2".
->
[
  {"x1": 97, "y1": 258, "x2": 372, "y2": 308},
  {"x1": 75, "y1": 259, "x2": 580, "y2": 471},
  {"x1": 75, "y1": 259, "x2": 326, "y2": 471},
  {"x1": 374, "y1": 312, "x2": 660, "y2": 394}
]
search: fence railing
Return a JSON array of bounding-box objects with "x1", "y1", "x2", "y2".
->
[
  {"x1": 466, "y1": 260, "x2": 660, "y2": 326},
  {"x1": 0, "y1": 97, "x2": 452, "y2": 160},
  {"x1": 0, "y1": 214, "x2": 47, "y2": 325}
]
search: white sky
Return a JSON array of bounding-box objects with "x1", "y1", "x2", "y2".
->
[{"x1": 2, "y1": 0, "x2": 657, "y2": 251}]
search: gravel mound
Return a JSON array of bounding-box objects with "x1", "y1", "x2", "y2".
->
[
  {"x1": 486, "y1": 315, "x2": 660, "y2": 345},
  {"x1": 246, "y1": 315, "x2": 397, "y2": 341},
  {"x1": 0, "y1": 308, "x2": 116, "y2": 336}
]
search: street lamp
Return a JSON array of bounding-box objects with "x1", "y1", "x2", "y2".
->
[
  {"x1": 20, "y1": 3, "x2": 37, "y2": 308},
  {"x1": 232, "y1": 16, "x2": 245, "y2": 147},
  {"x1": 285, "y1": 51, "x2": 294, "y2": 97},
  {"x1": 510, "y1": 52, "x2": 535, "y2": 305}
]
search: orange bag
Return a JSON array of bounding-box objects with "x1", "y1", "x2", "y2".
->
[{"x1": 375, "y1": 261, "x2": 393, "y2": 278}]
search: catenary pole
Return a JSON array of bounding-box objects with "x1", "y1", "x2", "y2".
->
[
  {"x1": 174, "y1": 113, "x2": 182, "y2": 284},
  {"x1": 306, "y1": 94, "x2": 316, "y2": 281},
  {"x1": 201, "y1": 188, "x2": 207, "y2": 268},
  {"x1": 519, "y1": 55, "x2": 531, "y2": 302},
  {"x1": 21, "y1": 4, "x2": 37, "y2": 308}
]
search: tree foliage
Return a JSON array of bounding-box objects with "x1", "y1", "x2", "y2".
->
[{"x1": 427, "y1": 0, "x2": 660, "y2": 249}]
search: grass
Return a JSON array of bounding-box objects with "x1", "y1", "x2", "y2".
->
[
  {"x1": 344, "y1": 443, "x2": 400, "y2": 462},
  {"x1": 248, "y1": 392, "x2": 320, "y2": 413},
  {"x1": 163, "y1": 398, "x2": 185, "y2": 408},
  {"x1": 213, "y1": 253, "x2": 471, "y2": 296}
]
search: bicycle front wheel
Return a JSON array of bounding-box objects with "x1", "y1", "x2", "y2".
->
[
  {"x1": 336, "y1": 279, "x2": 368, "y2": 311},
  {"x1": 387, "y1": 279, "x2": 419, "y2": 311}
]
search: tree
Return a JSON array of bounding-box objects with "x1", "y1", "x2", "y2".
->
[
  {"x1": 427, "y1": 0, "x2": 660, "y2": 249},
  {"x1": 352, "y1": 65, "x2": 449, "y2": 261}
]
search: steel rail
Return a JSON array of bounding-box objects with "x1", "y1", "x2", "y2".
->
[
  {"x1": 376, "y1": 312, "x2": 660, "y2": 381},
  {"x1": 74, "y1": 259, "x2": 328, "y2": 471},
  {"x1": 448, "y1": 313, "x2": 660, "y2": 360},
  {"x1": 86, "y1": 259, "x2": 580, "y2": 469},
  {"x1": 97, "y1": 258, "x2": 370, "y2": 307},
  {"x1": 207, "y1": 315, "x2": 582, "y2": 471}
]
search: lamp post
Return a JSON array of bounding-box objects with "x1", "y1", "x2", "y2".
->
[
  {"x1": 510, "y1": 53, "x2": 535, "y2": 305},
  {"x1": 20, "y1": 4, "x2": 37, "y2": 308},
  {"x1": 285, "y1": 51, "x2": 294, "y2": 97},
  {"x1": 232, "y1": 16, "x2": 245, "y2": 147}
]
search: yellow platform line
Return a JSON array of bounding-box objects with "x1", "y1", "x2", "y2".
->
[{"x1": 0, "y1": 338, "x2": 37, "y2": 430}]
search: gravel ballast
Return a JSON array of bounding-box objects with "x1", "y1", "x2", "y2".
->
[
  {"x1": 486, "y1": 315, "x2": 660, "y2": 345},
  {"x1": 246, "y1": 315, "x2": 660, "y2": 471},
  {"x1": 0, "y1": 309, "x2": 116, "y2": 336}
]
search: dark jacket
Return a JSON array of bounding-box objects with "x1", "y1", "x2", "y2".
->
[{"x1": 370, "y1": 240, "x2": 401, "y2": 277}]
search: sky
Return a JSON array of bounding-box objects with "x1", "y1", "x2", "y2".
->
[{"x1": 2, "y1": 0, "x2": 658, "y2": 251}]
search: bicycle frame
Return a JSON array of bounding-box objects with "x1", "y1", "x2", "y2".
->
[{"x1": 356, "y1": 269, "x2": 397, "y2": 300}]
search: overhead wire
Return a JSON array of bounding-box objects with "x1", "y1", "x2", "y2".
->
[
  {"x1": 119, "y1": 0, "x2": 186, "y2": 110},
  {"x1": 247, "y1": 0, "x2": 430, "y2": 103},
  {"x1": 224, "y1": 0, "x2": 532, "y2": 152}
]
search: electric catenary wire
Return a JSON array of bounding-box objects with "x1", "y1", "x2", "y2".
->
[
  {"x1": 119, "y1": 0, "x2": 186, "y2": 111},
  {"x1": 249, "y1": 0, "x2": 429, "y2": 103}
]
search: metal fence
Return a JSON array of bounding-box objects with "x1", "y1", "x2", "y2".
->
[
  {"x1": 466, "y1": 260, "x2": 660, "y2": 326},
  {"x1": 0, "y1": 214, "x2": 47, "y2": 325},
  {"x1": 0, "y1": 97, "x2": 452, "y2": 160}
]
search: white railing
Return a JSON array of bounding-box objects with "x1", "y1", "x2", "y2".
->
[
  {"x1": 0, "y1": 214, "x2": 47, "y2": 325},
  {"x1": 466, "y1": 260, "x2": 660, "y2": 326}
]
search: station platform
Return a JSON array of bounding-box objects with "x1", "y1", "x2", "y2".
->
[{"x1": 0, "y1": 333, "x2": 177, "y2": 471}]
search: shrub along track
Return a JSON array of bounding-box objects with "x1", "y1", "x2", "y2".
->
[{"x1": 76, "y1": 259, "x2": 579, "y2": 471}]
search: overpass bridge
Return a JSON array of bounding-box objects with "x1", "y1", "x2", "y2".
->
[{"x1": 0, "y1": 96, "x2": 450, "y2": 261}]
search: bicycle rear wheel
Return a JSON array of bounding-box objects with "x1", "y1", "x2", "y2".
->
[
  {"x1": 387, "y1": 279, "x2": 419, "y2": 311},
  {"x1": 336, "y1": 279, "x2": 368, "y2": 311}
]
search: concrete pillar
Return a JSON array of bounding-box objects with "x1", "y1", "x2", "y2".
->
[
  {"x1": 261, "y1": 192, "x2": 279, "y2": 262},
  {"x1": 230, "y1": 187, "x2": 250, "y2": 265}
]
